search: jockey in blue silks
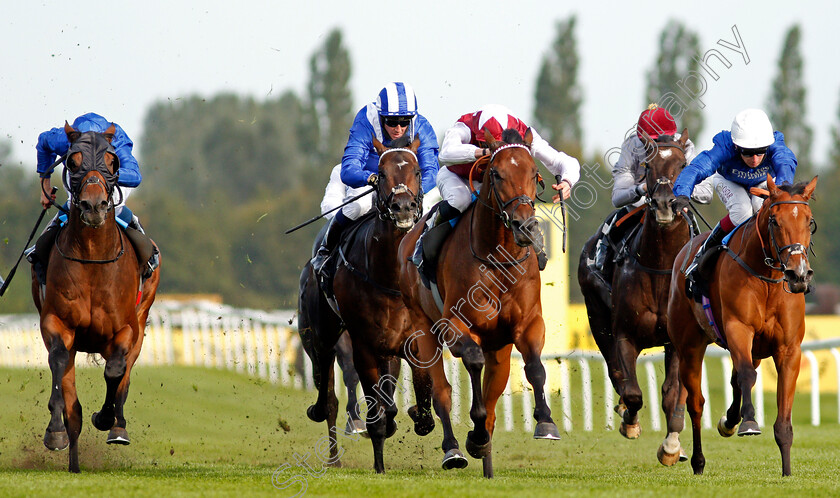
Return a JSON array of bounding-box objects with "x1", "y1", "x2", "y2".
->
[
  {"x1": 671, "y1": 108, "x2": 798, "y2": 280},
  {"x1": 311, "y1": 82, "x2": 440, "y2": 277},
  {"x1": 29, "y1": 112, "x2": 158, "y2": 279}
]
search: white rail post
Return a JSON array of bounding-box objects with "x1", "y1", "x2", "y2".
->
[
  {"x1": 832, "y1": 348, "x2": 840, "y2": 424},
  {"x1": 212, "y1": 313, "x2": 224, "y2": 369},
  {"x1": 503, "y1": 377, "x2": 513, "y2": 432},
  {"x1": 701, "y1": 361, "x2": 712, "y2": 429},
  {"x1": 578, "y1": 358, "x2": 593, "y2": 431},
  {"x1": 559, "y1": 358, "x2": 572, "y2": 432},
  {"x1": 721, "y1": 357, "x2": 733, "y2": 410},
  {"x1": 804, "y1": 350, "x2": 820, "y2": 426},
  {"x1": 755, "y1": 363, "x2": 765, "y2": 427},
  {"x1": 448, "y1": 356, "x2": 461, "y2": 425},
  {"x1": 521, "y1": 358, "x2": 533, "y2": 432},
  {"x1": 603, "y1": 360, "x2": 614, "y2": 430},
  {"x1": 181, "y1": 310, "x2": 195, "y2": 366},
  {"x1": 645, "y1": 361, "x2": 661, "y2": 431}
]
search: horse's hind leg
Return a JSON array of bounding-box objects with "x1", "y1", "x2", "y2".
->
[
  {"x1": 43, "y1": 330, "x2": 70, "y2": 452},
  {"x1": 478, "y1": 345, "x2": 514, "y2": 479},
  {"x1": 107, "y1": 327, "x2": 145, "y2": 445},
  {"x1": 336, "y1": 333, "x2": 366, "y2": 436},
  {"x1": 61, "y1": 355, "x2": 82, "y2": 473},
  {"x1": 658, "y1": 345, "x2": 686, "y2": 465},
  {"x1": 459, "y1": 337, "x2": 490, "y2": 461},
  {"x1": 92, "y1": 325, "x2": 133, "y2": 443},
  {"x1": 718, "y1": 366, "x2": 742, "y2": 437},
  {"x1": 726, "y1": 325, "x2": 761, "y2": 436},
  {"x1": 773, "y1": 346, "x2": 802, "y2": 476},
  {"x1": 353, "y1": 345, "x2": 388, "y2": 473}
]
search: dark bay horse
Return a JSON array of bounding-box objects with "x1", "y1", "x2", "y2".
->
[
  {"x1": 31, "y1": 123, "x2": 160, "y2": 473},
  {"x1": 661, "y1": 176, "x2": 817, "y2": 475},
  {"x1": 398, "y1": 128, "x2": 558, "y2": 478},
  {"x1": 298, "y1": 136, "x2": 458, "y2": 474},
  {"x1": 578, "y1": 131, "x2": 692, "y2": 445}
]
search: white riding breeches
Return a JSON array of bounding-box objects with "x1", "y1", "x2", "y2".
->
[
  {"x1": 437, "y1": 167, "x2": 481, "y2": 213},
  {"x1": 712, "y1": 174, "x2": 765, "y2": 225}
]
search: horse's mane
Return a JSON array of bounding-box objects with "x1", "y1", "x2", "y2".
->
[
  {"x1": 501, "y1": 128, "x2": 525, "y2": 145},
  {"x1": 388, "y1": 134, "x2": 412, "y2": 148},
  {"x1": 777, "y1": 180, "x2": 812, "y2": 198},
  {"x1": 654, "y1": 134, "x2": 678, "y2": 144}
]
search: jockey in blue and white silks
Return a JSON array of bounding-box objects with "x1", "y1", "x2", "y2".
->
[{"x1": 312, "y1": 82, "x2": 440, "y2": 282}]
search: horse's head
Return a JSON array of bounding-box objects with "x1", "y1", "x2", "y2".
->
[
  {"x1": 482, "y1": 128, "x2": 539, "y2": 247},
  {"x1": 639, "y1": 129, "x2": 690, "y2": 225},
  {"x1": 372, "y1": 134, "x2": 423, "y2": 231},
  {"x1": 64, "y1": 122, "x2": 120, "y2": 228},
  {"x1": 759, "y1": 175, "x2": 818, "y2": 293}
]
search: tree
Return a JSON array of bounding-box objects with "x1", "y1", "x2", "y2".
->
[
  {"x1": 767, "y1": 24, "x2": 813, "y2": 178},
  {"x1": 809, "y1": 88, "x2": 840, "y2": 286},
  {"x1": 306, "y1": 28, "x2": 353, "y2": 167},
  {"x1": 533, "y1": 16, "x2": 583, "y2": 159},
  {"x1": 645, "y1": 20, "x2": 704, "y2": 139}
]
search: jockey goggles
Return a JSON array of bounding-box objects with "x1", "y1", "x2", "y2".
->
[
  {"x1": 737, "y1": 146, "x2": 768, "y2": 157},
  {"x1": 383, "y1": 116, "x2": 411, "y2": 127}
]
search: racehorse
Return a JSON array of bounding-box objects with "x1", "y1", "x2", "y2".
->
[
  {"x1": 578, "y1": 131, "x2": 692, "y2": 444},
  {"x1": 398, "y1": 128, "x2": 558, "y2": 478},
  {"x1": 659, "y1": 175, "x2": 817, "y2": 476},
  {"x1": 298, "y1": 136, "x2": 457, "y2": 473},
  {"x1": 31, "y1": 123, "x2": 160, "y2": 473}
]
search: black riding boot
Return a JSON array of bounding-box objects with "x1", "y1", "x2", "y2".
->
[
  {"x1": 412, "y1": 201, "x2": 460, "y2": 287},
  {"x1": 684, "y1": 223, "x2": 728, "y2": 300},
  {"x1": 312, "y1": 216, "x2": 346, "y2": 278},
  {"x1": 121, "y1": 209, "x2": 159, "y2": 278},
  {"x1": 25, "y1": 218, "x2": 62, "y2": 286}
]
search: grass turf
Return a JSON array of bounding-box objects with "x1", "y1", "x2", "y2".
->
[{"x1": 0, "y1": 364, "x2": 838, "y2": 497}]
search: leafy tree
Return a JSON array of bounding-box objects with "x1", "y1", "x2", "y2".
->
[
  {"x1": 645, "y1": 20, "x2": 704, "y2": 139},
  {"x1": 767, "y1": 24, "x2": 813, "y2": 178},
  {"x1": 809, "y1": 88, "x2": 840, "y2": 285},
  {"x1": 534, "y1": 16, "x2": 583, "y2": 159}
]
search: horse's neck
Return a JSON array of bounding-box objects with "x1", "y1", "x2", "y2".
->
[
  {"x1": 367, "y1": 217, "x2": 404, "y2": 281},
  {"x1": 731, "y1": 216, "x2": 778, "y2": 276},
  {"x1": 471, "y1": 194, "x2": 527, "y2": 261},
  {"x1": 61, "y1": 210, "x2": 120, "y2": 258},
  {"x1": 634, "y1": 214, "x2": 688, "y2": 267}
]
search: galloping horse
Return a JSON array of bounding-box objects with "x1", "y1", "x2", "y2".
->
[
  {"x1": 398, "y1": 128, "x2": 558, "y2": 478},
  {"x1": 660, "y1": 176, "x2": 817, "y2": 476},
  {"x1": 31, "y1": 123, "x2": 160, "y2": 473},
  {"x1": 299, "y1": 136, "x2": 457, "y2": 473},
  {"x1": 578, "y1": 131, "x2": 692, "y2": 443}
]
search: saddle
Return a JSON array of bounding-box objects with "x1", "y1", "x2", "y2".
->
[
  {"x1": 317, "y1": 212, "x2": 376, "y2": 299},
  {"x1": 415, "y1": 203, "x2": 461, "y2": 289}
]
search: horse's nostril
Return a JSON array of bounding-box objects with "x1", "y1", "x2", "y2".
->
[{"x1": 80, "y1": 200, "x2": 91, "y2": 211}]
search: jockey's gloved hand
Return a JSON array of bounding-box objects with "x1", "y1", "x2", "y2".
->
[
  {"x1": 367, "y1": 174, "x2": 379, "y2": 187},
  {"x1": 671, "y1": 195, "x2": 691, "y2": 214}
]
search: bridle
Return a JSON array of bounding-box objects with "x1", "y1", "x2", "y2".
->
[
  {"x1": 374, "y1": 148, "x2": 423, "y2": 225},
  {"x1": 759, "y1": 200, "x2": 816, "y2": 272},
  {"x1": 642, "y1": 141, "x2": 687, "y2": 211},
  {"x1": 476, "y1": 143, "x2": 538, "y2": 230}
]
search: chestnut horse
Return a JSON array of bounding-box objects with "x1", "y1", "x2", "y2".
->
[
  {"x1": 298, "y1": 136, "x2": 461, "y2": 473},
  {"x1": 398, "y1": 128, "x2": 558, "y2": 478},
  {"x1": 32, "y1": 124, "x2": 160, "y2": 473},
  {"x1": 578, "y1": 131, "x2": 693, "y2": 445},
  {"x1": 660, "y1": 176, "x2": 817, "y2": 476}
]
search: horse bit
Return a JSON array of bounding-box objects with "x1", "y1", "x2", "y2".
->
[{"x1": 375, "y1": 148, "x2": 423, "y2": 224}]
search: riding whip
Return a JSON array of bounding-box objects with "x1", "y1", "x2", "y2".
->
[
  {"x1": 0, "y1": 187, "x2": 58, "y2": 296},
  {"x1": 555, "y1": 175, "x2": 567, "y2": 253},
  {"x1": 284, "y1": 187, "x2": 375, "y2": 234}
]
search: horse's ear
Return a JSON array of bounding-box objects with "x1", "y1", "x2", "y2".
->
[
  {"x1": 372, "y1": 134, "x2": 387, "y2": 155},
  {"x1": 103, "y1": 123, "x2": 117, "y2": 143},
  {"x1": 64, "y1": 121, "x2": 81, "y2": 143},
  {"x1": 678, "y1": 128, "x2": 689, "y2": 148},
  {"x1": 524, "y1": 127, "x2": 534, "y2": 147},
  {"x1": 767, "y1": 174, "x2": 779, "y2": 196},
  {"x1": 409, "y1": 134, "x2": 420, "y2": 153},
  {"x1": 802, "y1": 175, "x2": 818, "y2": 200},
  {"x1": 483, "y1": 129, "x2": 497, "y2": 148}
]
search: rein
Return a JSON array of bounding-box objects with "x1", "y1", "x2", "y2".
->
[{"x1": 55, "y1": 223, "x2": 125, "y2": 264}]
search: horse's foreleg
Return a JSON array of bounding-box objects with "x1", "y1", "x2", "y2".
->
[
  {"x1": 718, "y1": 365, "x2": 742, "y2": 437},
  {"x1": 726, "y1": 324, "x2": 760, "y2": 436},
  {"x1": 375, "y1": 356, "x2": 400, "y2": 439},
  {"x1": 93, "y1": 325, "x2": 132, "y2": 437},
  {"x1": 658, "y1": 345, "x2": 686, "y2": 465},
  {"x1": 614, "y1": 335, "x2": 642, "y2": 438},
  {"x1": 43, "y1": 329, "x2": 70, "y2": 451},
  {"x1": 773, "y1": 345, "x2": 802, "y2": 476},
  {"x1": 61, "y1": 357, "x2": 82, "y2": 473},
  {"x1": 680, "y1": 344, "x2": 707, "y2": 475},
  {"x1": 353, "y1": 345, "x2": 388, "y2": 474},
  {"x1": 461, "y1": 338, "x2": 490, "y2": 460},
  {"x1": 336, "y1": 333, "x2": 364, "y2": 434},
  {"x1": 514, "y1": 331, "x2": 559, "y2": 440}
]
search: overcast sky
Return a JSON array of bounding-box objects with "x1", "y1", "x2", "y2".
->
[{"x1": 2, "y1": 1, "x2": 839, "y2": 172}]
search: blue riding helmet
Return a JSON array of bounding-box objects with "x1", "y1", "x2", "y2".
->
[{"x1": 376, "y1": 82, "x2": 417, "y2": 117}]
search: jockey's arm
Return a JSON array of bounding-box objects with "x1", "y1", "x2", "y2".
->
[
  {"x1": 767, "y1": 132, "x2": 798, "y2": 185},
  {"x1": 414, "y1": 117, "x2": 440, "y2": 194},
  {"x1": 529, "y1": 128, "x2": 580, "y2": 189},
  {"x1": 438, "y1": 122, "x2": 478, "y2": 166},
  {"x1": 611, "y1": 137, "x2": 644, "y2": 208},
  {"x1": 111, "y1": 124, "x2": 141, "y2": 188}
]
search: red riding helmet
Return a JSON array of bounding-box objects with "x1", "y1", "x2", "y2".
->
[{"x1": 637, "y1": 104, "x2": 677, "y2": 140}]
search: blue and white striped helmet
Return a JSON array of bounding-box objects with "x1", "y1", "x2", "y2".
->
[{"x1": 376, "y1": 82, "x2": 418, "y2": 117}]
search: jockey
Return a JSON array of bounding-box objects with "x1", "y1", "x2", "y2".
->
[
  {"x1": 311, "y1": 82, "x2": 439, "y2": 278},
  {"x1": 590, "y1": 104, "x2": 712, "y2": 280},
  {"x1": 413, "y1": 104, "x2": 580, "y2": 276},
  {"x1": 28, "y1": 112, "x2": 158, "y2": 280},
  {"x1": 672, "y1": 108, "x2": 798, "y2": 281}
]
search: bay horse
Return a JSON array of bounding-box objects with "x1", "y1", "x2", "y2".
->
[
  {"x1": 578, "y1": 131, "x2": 692, "y2": 445},
  {"x1": 660, "y1": 175, "x2": 817, "y2": 476},
  {"x1": 398, "y1": 128, "x2": 558, "y2": 478},
  {"x1": 31, "y1": 123, "x2": 160, "y2": 473},
  {"x1": 298, "y1": 136, "x2": 460, "y2": 474}
]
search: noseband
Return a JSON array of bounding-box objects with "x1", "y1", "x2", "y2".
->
[
  {"x1": 485, "y1": 144, "x2": 537, "y2": 230},
  {"x1": 643, "y1": 142, "x2": 686, "y2": 209},
  {"x1": 760, "y1": 200, "x2": 815, "y2": 272},
  {"x1": 375, "y1": 148, "x2": 423, "y2": 224}
]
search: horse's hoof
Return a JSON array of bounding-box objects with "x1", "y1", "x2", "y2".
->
[
  {"x1": 344, "y1": 418, "x2": 368, "y2": 437},
  {"x1": 533, "y1": 421, "x2": 561, "y2": 440},
  {"x1": 91, "y1": 411, "x2": 115, "y2": 432},
  {"x1": 43, "y1": 430, "x2": 69, "y2": 451},
  {"x1": 614, "y1": 403, "x2": 628, "y2": 418},
  {"x1": 385, "y1": 419, "x2": 397, "y2": 439},
  {"x1": 737, "y1": 420, "x2": 761, "y2": 436},
  {"x1": 106, "y1": 427, "x2": 131, "y2": 445},
  {"x1": 441, "y1": 448, "x2": 468, "y2": 470},
  {"x1": 679, "y1": 447, "x2": 688, "y2": 462},
  {"x1": 326, "y1": 458, "x2": 342, "y2": 468},
  {"x1": 657, "y1": 444, "x2": 680, "y2": 466},
  {"x1": 620, "y1": 422, "x2": 641, "y2": 439},
  {"x1": 306, "y1": 404, "x2": 326, "y2": 423},
  {"x1": 718, "y1": 415, "x2": 738, "y2": 438},
  {"x1": 408, "y1": 405, "x2": 435, "y2": 436},
  {"x1": 465, "y1": 431, "x2": 491, "y2": 459}
]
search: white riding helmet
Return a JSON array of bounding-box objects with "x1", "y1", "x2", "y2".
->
[{"x1": 730, "y1": 109, "x2": 774, "y2": 149}]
